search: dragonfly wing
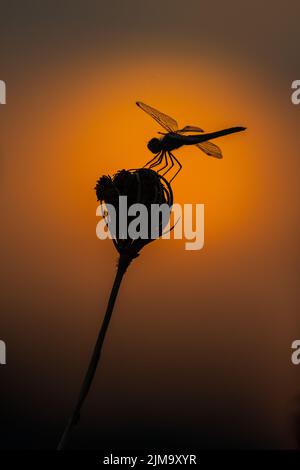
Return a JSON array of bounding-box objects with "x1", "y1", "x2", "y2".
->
[
  {"x1": 136, "y1": 101, "x2": 178, "y2": 132},
  {"x1": 196, "y1": 141, "x2": 223, "y2": 159},
  {"x1": 178, "y1": 125, "x2": 204, "y2": 133}
]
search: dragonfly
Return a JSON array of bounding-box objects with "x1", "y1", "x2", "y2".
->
[{"x1": 136, "y1": 101, "x2": 246, "y2": 181}]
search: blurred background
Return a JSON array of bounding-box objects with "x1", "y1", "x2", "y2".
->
[{"x1": 0, "y1": 0, "x2": 300, "y2": 449}]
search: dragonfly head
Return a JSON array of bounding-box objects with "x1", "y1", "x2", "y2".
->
[{"x1": 147, "y1": 137, "x2": 163, "y2": 154}]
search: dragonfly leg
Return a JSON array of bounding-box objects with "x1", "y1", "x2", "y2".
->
[
  {"x1": 162, "y1": 151, "x2": 174, "y2": 177},
  {"x1": 158, "y1": 152, "x2": 169, "y2": 172},
  {"x1": 149, "y1": 151, "x2": 164, "y2": 169},
  {"x1": 169, "y1": 152, "x2": 182, "y2": 182},
  {"x1": 144, "y1": 151, "x2": 162, "y2": 168}
]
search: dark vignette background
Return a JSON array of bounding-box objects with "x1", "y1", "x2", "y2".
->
[{"x1": 0, "y1": 0, "x2": 300, "y2": 450}]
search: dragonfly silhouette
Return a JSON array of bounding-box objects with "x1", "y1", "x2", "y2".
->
[{"x1": 136, "y1": 101, "x2": 246, "y2": 181}]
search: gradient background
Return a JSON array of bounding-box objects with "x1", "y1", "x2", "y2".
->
[{"x1": 0, "y1": 0, "x2": 300, "y2": 450}]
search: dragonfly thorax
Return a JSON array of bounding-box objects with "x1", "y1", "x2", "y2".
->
[{"x1": 147, "y1": 137, "x2": 163, "y2": 154}]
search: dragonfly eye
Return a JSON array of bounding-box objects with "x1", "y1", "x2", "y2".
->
[{"x1": 147, "y1": 138, "x2": 162, "y2": 154}]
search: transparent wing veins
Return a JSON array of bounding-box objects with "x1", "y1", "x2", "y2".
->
[
  {"x1": 196, "y1": 141, "x2": 223, "y2": 159},
  {"x1": 136, "y1": 101, "x2": 178, "y2": 132},
  {"x1": 177, "y1": 125, "x2": 204, "y2": 133}
]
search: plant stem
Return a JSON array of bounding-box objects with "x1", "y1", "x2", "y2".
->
[{"x1": 57, "y1": 254, "x2": 133, "y2": 450}]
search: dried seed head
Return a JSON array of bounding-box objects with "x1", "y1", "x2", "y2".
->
[{"x1": 95, "y1": 168, "x2": 173, "y2": 259}]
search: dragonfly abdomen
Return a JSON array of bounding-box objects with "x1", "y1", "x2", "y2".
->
[{"x1": 179, "y1": 127, "x2": 246, "y2": 146}]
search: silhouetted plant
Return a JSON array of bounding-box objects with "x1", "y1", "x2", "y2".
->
[{"x1": 57, "y1": 168, "x2": 173, "y2": 450}]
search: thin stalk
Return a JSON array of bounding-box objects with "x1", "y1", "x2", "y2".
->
[{"x1": 57, "y1": 254, "x2": 133, "y2": 450}]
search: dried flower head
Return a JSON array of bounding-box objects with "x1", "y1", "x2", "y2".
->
[{"x1": 95, "y1": 168, "x2": 173, "y2": 260}]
